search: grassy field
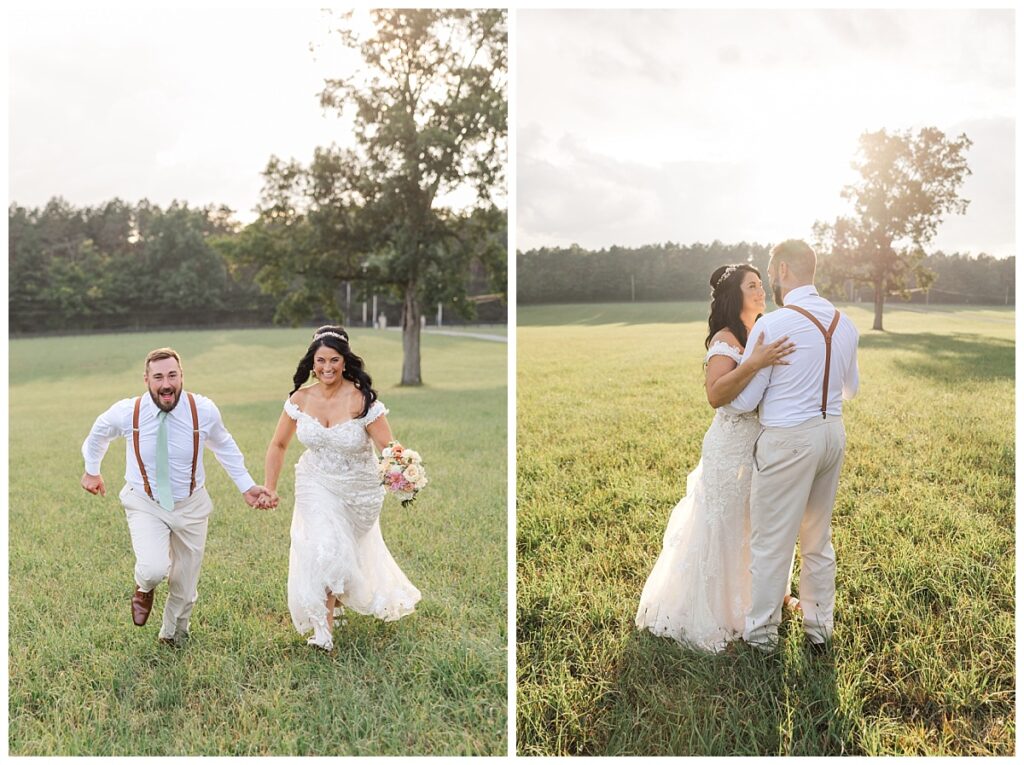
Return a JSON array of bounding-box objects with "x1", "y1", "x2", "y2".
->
[
  {"x1": 423, "y1": 325, "x2": 508, "y2": 337},
  {"x1": 9, "y1": 327, "x2": 507, "y2": 756},
  {"x1": 516, "y1": 301, "x2": 1014, "y2": 756}
]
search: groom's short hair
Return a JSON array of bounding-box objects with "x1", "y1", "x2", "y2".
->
[
  {"x1": 770, "y1": 239, "x2": 816, "y2": 282},
  {"x1": 145, "y1": 347, "x2": 182, "y2": 371}
]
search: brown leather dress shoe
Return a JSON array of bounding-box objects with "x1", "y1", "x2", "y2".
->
[
  {"x1": 158, "y1": 631, "x2": 187, "y2": 647},
  {"x1": 132, "y1": 586, "x2": 154, "y2": 626},
  {"x1": 807, "y1": 640, "x2": 830, "y2": 657}
]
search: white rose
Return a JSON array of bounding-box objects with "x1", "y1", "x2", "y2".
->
[
  {"x1": 403, "y1": 463, "x2": 424, "y2": 483},
  {"x1": 381, "y1": 447, "x2": 393, "y2": 458},
  {"x1": 403, "y1": 449, "x2": 422, "y2": 464}
]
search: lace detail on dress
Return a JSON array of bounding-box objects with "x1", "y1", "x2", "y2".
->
[
  {"x1": 635, "y1": 386, "x2": 762, "y2": 653},
  {"x1": 361, "y1": 400, "x2": 388, "y2": 426},
  {"x1": 704, "y1": 340, "x2": 744, "y2": 366},
  {"x1": 284, "y1": 396, "x2": 419, "y2": 640},
  {"x1": 281, "y1": 398, "x2": 389, "y2": 477}
]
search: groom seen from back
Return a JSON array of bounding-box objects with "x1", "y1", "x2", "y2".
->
[
  {"x1": 81, "y1": 348, "x2": 275, "y2": 645},
  {"x1": 727, "y1": 240, "x2": 860, "y2": 652}
]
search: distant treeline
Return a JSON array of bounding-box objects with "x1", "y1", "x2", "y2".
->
[
  {"x1": 9, "y1": 198, "x2": 505, "y2": 335},
  {"x1": 9, "y1": 198, "x2": 275, "y2": 334},
  {"x1": 517, "y1": 242, "x2": 1015, "y2": 306}
]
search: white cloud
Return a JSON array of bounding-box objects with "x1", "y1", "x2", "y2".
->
[
  {"x1": 9, "y1": 7, "x2": 355, "y2": 220},
  {"x1": 517, "y1": 9, "x2": 1015, "y2": 256}
]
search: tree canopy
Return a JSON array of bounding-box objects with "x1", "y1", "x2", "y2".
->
[
  {"x1": 516, "y1": 240, "x2": 1011, "y2": 307},
  {"x1": 9, "y1": 198, "x2": 272, "y2": 333},
  {"x1": 231, "y1": 9, "x2": 508, "y2": 385},
  {"x1": 813, "y1": 127, "x2": 973, "y2": 330}
]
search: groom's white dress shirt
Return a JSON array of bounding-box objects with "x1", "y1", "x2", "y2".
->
[
  {"x1": 82, "y1": 391, "x2": 255, "y2": 501},
  {"x1": 726, "y1": 285, "x2": 860, "y2": 427}
]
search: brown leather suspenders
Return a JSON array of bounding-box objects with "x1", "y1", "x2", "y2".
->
[
  {"x1": 783, "y1": 306, "x2": 840, "y2": 419},
  {"x1": 131, "y1": 396, "x2": 153, "y2": 499},
  {"x1": 187, "y1": 393, "x2": 199, "y2": 494},
  {"x1": 132, "y1": 392, "x2": 200, "y2": 501}
]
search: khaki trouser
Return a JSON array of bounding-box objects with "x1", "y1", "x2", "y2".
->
[
  {"x1": 120, "y1": 484, "x2": 214, "y2": 640},
  {"x1": 744, "y1": 415, "x2": 846, "y2": 648}
]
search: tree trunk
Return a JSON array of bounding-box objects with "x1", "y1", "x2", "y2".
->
[
  {"x1": 400, "y1": 283, "x2": 422, "y2": 386},
  {"x1": 872, "y1": 278, "x2": 885, "y2": 331}
]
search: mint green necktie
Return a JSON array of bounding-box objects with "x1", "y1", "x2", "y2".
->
[{"x1": 155, "y1": 411, "x2": 174, "y2": 510}]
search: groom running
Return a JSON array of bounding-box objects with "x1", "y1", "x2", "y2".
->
[
  {"x1": 81, "y1": 348, "x2": 273, "y2": 644},
  {"x1": 728, "y1": 240, "x2": 860, "y2": 651}
]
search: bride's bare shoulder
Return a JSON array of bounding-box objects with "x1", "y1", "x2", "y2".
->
[
  {"x1": 710, "y1": 328, "x2": 742, "y2": 351},
  {"x1": 289, "y1": 385, "x2": 315, "y2": 405}
]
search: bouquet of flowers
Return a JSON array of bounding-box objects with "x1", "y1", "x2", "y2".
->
[{"x1": 378, "y1": 441, "x2": 428, "y2": 507}]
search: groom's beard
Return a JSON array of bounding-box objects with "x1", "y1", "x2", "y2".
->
[
  {"x1": 772, "y1": 283, "x2": 784, "y2": 307},
  {"x1": 149, "y1": 386, "x2": 182, "y2": 412}
]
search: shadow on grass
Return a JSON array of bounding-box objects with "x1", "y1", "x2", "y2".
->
[
  {"x1": 517, "y1": 302, "x2": 711, "y2": 328},
  {"x1": 10, "y1": 326, "x2": 404, "y2": 386},
  {"x1": 8, "y1": 329, "x2": 311, "y2": 386},
  {"x1": 858, "y1": 331, "x2": 1013, "y2": 383},
  {"x1": 517, "y1": 301, "x2": 1013, "y2": 333},
  {"x1": 594, "y1": 622, "x2": 859, "y2": 756}
]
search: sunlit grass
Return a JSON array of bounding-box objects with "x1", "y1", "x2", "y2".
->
[
  {"x1": 516, "y1": 302, "x2": 1014, "y2": 756},
  {"x1": 9, "y1": 327, "x2": 507, "y2": 756}
]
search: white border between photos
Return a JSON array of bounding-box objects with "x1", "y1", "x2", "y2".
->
[{"x1": 507, "y1": 6, "x2": 519, "y2": 758}]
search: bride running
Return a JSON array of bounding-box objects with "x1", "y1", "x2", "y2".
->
[{"x1": 264, "y1": 326, "x2": 421, "y2": 652}]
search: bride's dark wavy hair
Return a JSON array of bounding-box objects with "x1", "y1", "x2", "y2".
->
[
  {"x1": 705, "y1": 264, "x2": 763, "y2": 350},
  {"x1": 290, "y1": 325, "x2": 377, "y2": 418}
]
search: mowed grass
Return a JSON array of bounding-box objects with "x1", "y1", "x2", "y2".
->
[
  {"x1": 516, "y1": 301, "x2": 1014, "y2": 756},
  {"x1": 9, "y1": 327, "x2": 506, "y2": 756}
]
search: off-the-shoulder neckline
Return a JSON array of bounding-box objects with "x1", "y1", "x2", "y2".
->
[
  {"x1": 285, "y1": 398, "x2": 384, "y2": 429},
  {"x1": 707, "y1": 339, "x2": 744, "y2": 355}
]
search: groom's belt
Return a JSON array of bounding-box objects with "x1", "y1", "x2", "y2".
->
[{"x1": 132, "y1": 394, "x2": 200, "y2": 503}]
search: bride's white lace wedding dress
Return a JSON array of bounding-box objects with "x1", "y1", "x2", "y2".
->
[
  {"x1": 284, "y1": 398, "x2": 421, "y2": 650},
  {"x1": 635, "y1": 341, "x2": 761, "y2": 653}
]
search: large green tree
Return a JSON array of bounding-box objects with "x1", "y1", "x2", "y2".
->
[
  {"x1": 813, "y1": 127, "x2": 972, "y2": 330},
  {"x1": 235, "y1": 9, "x2": 507, "y2": 385}
]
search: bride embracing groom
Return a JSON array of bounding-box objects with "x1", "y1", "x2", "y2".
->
[{"x1": 636, "y1": 239, "x2": 860, "y2": 653}]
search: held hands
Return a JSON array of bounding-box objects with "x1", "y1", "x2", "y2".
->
[
  {"x1": 243, "y1": 485, "x2": 279, "y2": 510},
  {"x1": 81, "y1": 472, "x2": 106, "y2": 496},
  {"x1": 81, "y1": 475, "x2": 277, "y2": 507},
  {"x1": 748, "y1": 332, "x2": 796, "y2": 370}
]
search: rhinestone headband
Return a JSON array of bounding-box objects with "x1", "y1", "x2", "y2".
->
[
  {"x1": 715, "y1": 265, "x2": 740, "y2": 288},
  {"x1": 313, "y1": 331, "x2": 348, "y2": 343}
]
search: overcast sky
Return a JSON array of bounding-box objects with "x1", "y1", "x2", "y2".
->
[
  {"x1": 9, "y1": 7, "x2": 372, "y2": 221},
  {"x1": 517, "y1": 9, "x2": 1015, "y2": 257}
]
